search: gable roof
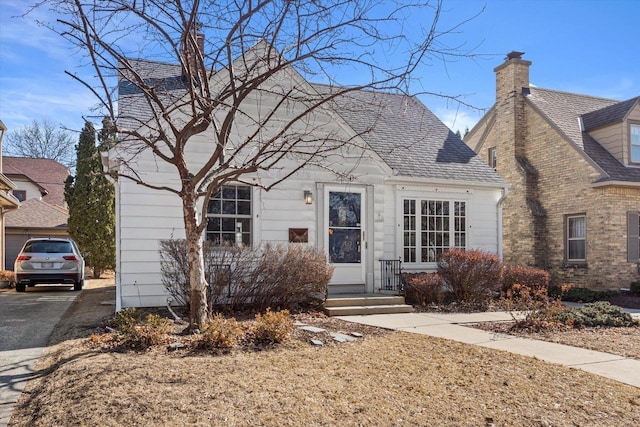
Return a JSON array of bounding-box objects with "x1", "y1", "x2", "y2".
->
[
  {"x1": 118, "y1": 58, "x2": 504, "y2": 186},
  {"x1": 526, "y1": 88, "x2": 640, "y2": 184},
  {"x1": 4, "y1": 198, "x2": 68, "y2": 229},
  {"x1": 313, "y1": 84, "x2": 504, "y2": 184},
  {"x1": 2, "y1": 157, "x2": 70, "y2": 207}
]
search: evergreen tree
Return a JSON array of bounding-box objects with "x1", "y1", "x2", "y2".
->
[{"x1": 66, "y1": 120, "x2": 116, "y2": 278}]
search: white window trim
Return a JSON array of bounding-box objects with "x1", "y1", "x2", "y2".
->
[
  {"x1": 630, "y1": 123, "x2": 640, "y2": 164},
  {"x1": 565, "y1": 214, "x2": 586, "y2": 262},
  {"x1": 205, "y1": 184, "x2": 253, "y2": 246},
  {"x1": 400, "y1": 196, "x2": 469, "y2": 266}
]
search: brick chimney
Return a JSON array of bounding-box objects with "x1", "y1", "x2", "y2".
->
[{"x1": 494, "y1": 51, "x2": 531, "y2": 159}]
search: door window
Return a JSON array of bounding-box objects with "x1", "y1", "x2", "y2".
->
[{"x1": 328, "y1": 192, "x2": 361, "y2": 263}]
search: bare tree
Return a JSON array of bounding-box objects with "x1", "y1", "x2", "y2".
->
[
  {"x1": 4, "y1": 119, "x2": 76, "y2": 168},
  {"x1": 35, "y1": 0, "x2": 481, "y2": 327}
]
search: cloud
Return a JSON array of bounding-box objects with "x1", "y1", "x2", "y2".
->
[{"x1": 435, "y1": 107, "x2": 485, "y2": 136}]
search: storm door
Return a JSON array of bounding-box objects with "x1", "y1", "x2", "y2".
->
[{"x1": 327, "y1": 189, "x2": 365, "y2": 284}]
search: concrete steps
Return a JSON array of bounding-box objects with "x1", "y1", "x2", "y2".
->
[{"x1": 324, "y1": 294, "x2": 414, "y2": 316}]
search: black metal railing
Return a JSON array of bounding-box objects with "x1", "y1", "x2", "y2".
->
[{"x1": 380, "y1": 258, "x2": 403, "y2": 292}]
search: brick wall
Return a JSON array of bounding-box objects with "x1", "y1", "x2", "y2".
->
[{"x1": 469, "y1": 56, "x2": 640, "y2": 290}]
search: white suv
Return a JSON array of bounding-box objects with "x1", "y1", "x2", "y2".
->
[{"x1": 14, "y1": 238, "x2": 85, "y2": 292}]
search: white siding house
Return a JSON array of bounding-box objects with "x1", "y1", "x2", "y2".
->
[{"x1": 107, "y1": 51, "x2": 507, "y2": 310}]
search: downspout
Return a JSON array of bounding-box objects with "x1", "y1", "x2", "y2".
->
[
  {"x1": 497, "y1": 186, "x2": 509, "y2": 261},
  {"x1": 101, "y1": 152, "x2": 122, "y2": 312}
]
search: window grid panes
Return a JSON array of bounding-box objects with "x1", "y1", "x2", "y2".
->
[
  {"x1": 206, "y1": 185, "x2": 251, "y2": 245},
  {"x1": 403, "y1": 200, "x2": 416, "y2": 263},
  {"x1": 403, "y1": 199, "x2": 466, "y2": 263},
  {"x1": 631, "y1": 125, "x2": 640, "y2": 163},
  {"x1": 567, "y1": 215, "x2": 586, "y2": 261}
]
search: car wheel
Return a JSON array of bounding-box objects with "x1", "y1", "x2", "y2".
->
[
  {"x1": 73, "y1": 280, "x2": 84, "y2": 291},
  {"x1": 16, "y1": 283, "x2": 26, "y2": 292}
]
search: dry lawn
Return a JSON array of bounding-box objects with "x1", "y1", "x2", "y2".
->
[{"x1": 9, "y1": 279, "x2": 640, "y2": 426}]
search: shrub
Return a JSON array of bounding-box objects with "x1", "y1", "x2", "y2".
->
[
  {"x1": 160, "y1": 241, "x2": 333, "y2": 313},
  {"x1": 501, "y1": 283, "x2": 549, "y2": 312},
  {"x1": 561, "y1": 287, "x2": 618, "y2": 303},
  {"x1": 437, "y1": 249, "x2": 502, "y2": 305},
  {"x1": 0, "y1": 270, "x2": 15, "y2": 282},
  {"x1": 553, "y1": 301, "x2": 638, "y2": 328},
  {"x1": 112, "y1": 308, "x2": 172, "y2": 349},
  {"x1": 243, "y1": 244, "x2": 333, "y2": 312},
  {"x1": 403, "y1": 272, "x2": 444, "y2": 306},
  {"x1": 501, "y1": 265, "x2": 550, "y2": 293},
  {"x1": 251, "y1": 308, "x2": 294, "y2": 344},
  {"x1": 199, "y1": 314, "x2": 244, "y2": 350},
  {"x1": 630, "y1": 281, "x2": 640, "y2": 296}
]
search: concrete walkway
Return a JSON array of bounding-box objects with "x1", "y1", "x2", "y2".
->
[{"x1": 337, "y1": 311, "x2": 640, "y2": 388}]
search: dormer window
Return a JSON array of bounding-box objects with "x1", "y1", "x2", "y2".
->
[{"x1": 631, "y1": 124, "x2": 640, "y2": 163}]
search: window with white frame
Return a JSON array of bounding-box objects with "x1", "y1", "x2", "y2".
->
[
  {"x1": 206, "y1": 185, "x2": 252, "y2": 245},
  {"x1": 403, "y1": 199, "x2": 466, "y2": 263},
  {"x1": 566, "y1": 215, "x2": 586, "y2": 261},
  {"x1": 631, "y1": 124, "x2": 640, "y2": 163}
]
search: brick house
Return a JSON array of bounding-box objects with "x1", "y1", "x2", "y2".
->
[{"x1": 465, "y1": 52, "x2": 640, "y2": 290}]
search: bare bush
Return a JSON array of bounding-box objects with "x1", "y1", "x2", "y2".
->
[
  {"x1": 160, "y1": 241, "x2": 333, "y2": 313},
  {"x1": 403, "y1": 272, "x2": 445, "y2": 307},
  {"x1": 437, "y1": 249, "x2": 502, "y2": 306},
  {"x1": 501, "y1": 265, "x2": 550, "y2": 293}
]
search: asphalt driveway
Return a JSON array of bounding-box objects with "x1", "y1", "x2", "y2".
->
[{"x1": 0, "y1": 285, "x2": 78, "y2": 427}]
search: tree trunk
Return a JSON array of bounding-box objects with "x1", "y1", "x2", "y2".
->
[{"x1": 182, "y1": 190, "x2": 209, "y2": 328}]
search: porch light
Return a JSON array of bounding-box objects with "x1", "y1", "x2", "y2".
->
[{"x1": 304, "y1": 190, "x2": 313, "y2": 204}]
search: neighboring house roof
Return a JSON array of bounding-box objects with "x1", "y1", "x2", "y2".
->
[
  {"x1": 3, "y1": 157, "x2": 70, "y2": 206},
  {"x1": 525, "y1": 88, "x2": 640, "y2": 184},
  {"x1": 581, "y1": 96, "x2": 640, "y2": 131},
  {"x1": 118, "y1": 58, "x2": 504, "y2": 186},
  {"x1": 5, "y1": 198, "x2": 68, "y2": 229}
]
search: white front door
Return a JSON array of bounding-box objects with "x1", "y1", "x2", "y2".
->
[{"x1": 326, "y1": 187, "x2": 366, "y2": 285}]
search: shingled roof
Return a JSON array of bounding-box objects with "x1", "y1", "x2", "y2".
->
[
  {"x1": 526, "y1": 88, "x2": 640, "y2": 184},
  {"x1": 118, "y1": 58, "x2": 504, "y2": 186},
  {"x1": 5, "y1": 198, "x2": 68, "y2": 229},
  {"x1": 3, "y1": 157, "x2": 70, "y2": 207},
  {"x1": 581, "y1": 96, "x2": 640, "y2": 131},
  {"x1": 313, "y1": 84, "x2": 504, "y2": 184}
]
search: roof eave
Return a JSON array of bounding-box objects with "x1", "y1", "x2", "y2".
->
[
  {"x1": 385, "y1": 175, "x2": 509, "y2": 190},
  {"x1": 591, "y1": 180, "x2": 640, "y2": 189}
]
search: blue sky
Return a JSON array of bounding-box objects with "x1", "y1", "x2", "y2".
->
[{"x1": 1, "y1": 0, "x2": 639, "y2": 139}]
